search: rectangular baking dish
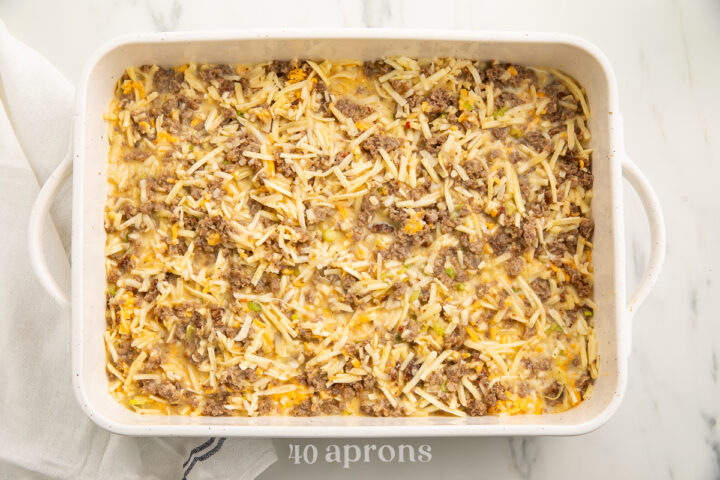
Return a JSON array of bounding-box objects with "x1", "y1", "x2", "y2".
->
[{"x1": 29, "y1": 29, "x2": 666, "y2": 437}]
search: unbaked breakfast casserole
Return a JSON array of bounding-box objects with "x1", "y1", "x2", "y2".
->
[{"x1": 103, "y1": 57, "x2": 597, "y2": 417}]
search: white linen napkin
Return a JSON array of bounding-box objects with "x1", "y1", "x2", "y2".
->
[{"x1": 0, "y1": 19, "x2": 277, "y2": 480}]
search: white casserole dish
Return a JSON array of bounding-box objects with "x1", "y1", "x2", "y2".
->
[{"x1": 28, "y1": 29, "x2": 666, "y2": 437}]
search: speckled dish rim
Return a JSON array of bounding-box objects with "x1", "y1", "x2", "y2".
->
[{"x1": 29, "y1": 29, "x2": 666, "y2": 437}]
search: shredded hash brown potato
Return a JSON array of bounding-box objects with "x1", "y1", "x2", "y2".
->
[{"x1": 103, "y1": 58, "x2": 597, "y2": 417}]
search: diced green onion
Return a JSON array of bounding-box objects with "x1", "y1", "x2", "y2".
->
[
  {"x1": 432, "y1": 323, "x2": 445, "y2": 336},
  {"x1": 492, "y1": 107, "x2": 508, "y2": 119},
  {"x1": 455, "y1": 283, "x2": 465, "y2": 291},
  {"x1": 248, "y1": 301, "x2": 262, "y2": 312},
  {"x1": 584, "y1": 310, "x2": 594, "y2": 317},
  {"x1": 505, "y1": 201, "x2": 516, "y2": 215},
  {"x1": 185, "y1": 324, "x2": 196, "y2": 340},
  {"x1": 546, "y1": 322, "x2": 563, "y2": 333},
  {"x1": 445, "y1": 267, "x2": 455, "y2": 278},
  {"x1": 394, "y1": 333, "x2": 402, "y2": 343},
  {"x1": 509, "y1": 127, "x2": 523, "y2": 138},
  {"x1": 108, "y1": 286, "x2": 117, "y2": 297}
]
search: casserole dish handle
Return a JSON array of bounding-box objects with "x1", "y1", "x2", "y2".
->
[
  {"x1": 28, "y1": 153, "x2": 72, "y2": 308},
  {"x1": 622, "y1": 157, "x2": 666, "y2": 315}
]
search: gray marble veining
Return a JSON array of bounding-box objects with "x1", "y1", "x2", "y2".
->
[{"x1": 147, "y1": 0, "x2": 182, "y2": 32}]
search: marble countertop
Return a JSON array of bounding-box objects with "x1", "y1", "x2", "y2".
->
[{"x1": 2, "y1": 0, "x2": 717, "y2": 478}]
